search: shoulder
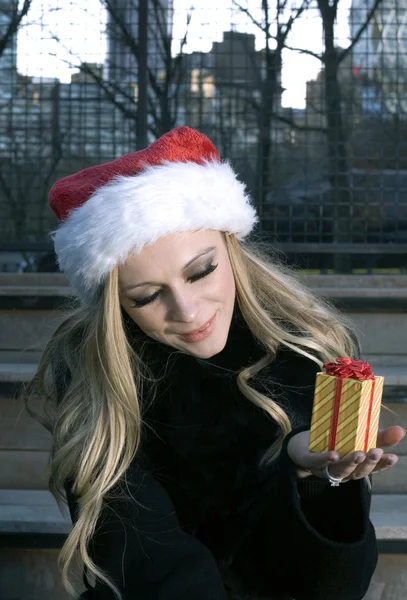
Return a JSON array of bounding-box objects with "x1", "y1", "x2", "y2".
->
[
  {"x1": 267, "y1": 346, "x2": 321, "y2": 386},
  {"x1": 252, "y1": 347, "x2": 321, "y2": 424}
]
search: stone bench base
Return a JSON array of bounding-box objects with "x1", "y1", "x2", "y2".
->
[
  {"x1": 0, "y1": 490, "x2": 406, "y2": 546},
  {"x1": 0, "y1": 491, "x2": 406, "y2": 600}
]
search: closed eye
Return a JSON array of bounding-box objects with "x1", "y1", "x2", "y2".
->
[
  {"x1": 130, "y1": 263, "x2": 218, "y2": 309},
  {"x1": 130, "y1": 290, "x2": 160, "y2": 308},
  {"x1": 188, "y1": 262, "x2": 218, "y2": 283}
]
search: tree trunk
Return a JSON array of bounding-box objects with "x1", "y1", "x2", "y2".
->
[
  {"x1": 320, "y1": 1, "x2": 352, "y2": 272},
  {"x1": 255, "y1": 48, "x2": 279, "y2": 221},
  {"x1": 158, "y1": 77, "x2": 174, "y2": 136}
]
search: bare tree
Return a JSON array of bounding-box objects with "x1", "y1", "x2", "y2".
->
[
  {"x1": 71, "y1": 0, "x2": 192, "y2": 141},
  {"x1": 234, "y1": 0, "x2": 383, "y2": 268},
  {"x1": 0, "y1": 1, "x2": 67, "y2": 243},
  {"x1": 286, "y1": 0, "x2": 381, "y2": 187},
  {"x1": 232, "y1": 0, "x2": 311, "y2": 212},
  {"x1": 0, "y1": 0, "x2": 32, "y2": 58},
  {"x1": 286, "y1": 0, "x2": 382, "y2": 268},
  {"x1": 0, "y1": 81, "x2": 64, "y2": 240}
]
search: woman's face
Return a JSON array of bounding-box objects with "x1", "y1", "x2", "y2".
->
[{"x1": 119, "y1": 230, "x2": 236, "y2": 358}]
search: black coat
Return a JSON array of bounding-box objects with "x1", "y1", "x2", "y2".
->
[{"x1": 63, "y1": 312, "x2": 378, "y2": 600}]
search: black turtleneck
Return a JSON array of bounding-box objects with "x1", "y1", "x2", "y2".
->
[{"x1": 63, "y1": 310, "x2": 378, "y2": 600}]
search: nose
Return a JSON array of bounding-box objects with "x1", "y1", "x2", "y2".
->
[{"x1": 167, "y1": 287, "x2": 199, "y2": 323}]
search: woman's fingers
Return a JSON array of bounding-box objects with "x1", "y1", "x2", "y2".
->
[
  {"x1": 287, "y1": 428, "x2": 403, "y2": 481},
  {"x1": 287, "y1": 430, "x2": 341, "y2": 472},
  {"x1": 341, "y1": 449, "x2": 384, "y2": 480},
  {"x1": 325, "y1": 450, "x2": 367, "y2": 481},
  {"x1": 376, "y1": 426, "x2": 406, "y2": 448},
  {"x1": 371, "y1": 453, "x2": 399, "y2": 474},
  {"x1": 339, "y1": 450, "x2": 399, "y2": 482},
  {"x1": 372, "y1": 453, "x2": 399, "y2": 473}
]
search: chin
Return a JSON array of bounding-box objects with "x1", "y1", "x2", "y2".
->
[{"x1": 183, "y1": 334, "x2": 228, "y2": 359}]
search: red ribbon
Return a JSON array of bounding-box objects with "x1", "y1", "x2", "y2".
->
[
  {"x1": 323, "y1": 357, "x2": 375, "y2": 381},
  {"x1": 364, "y1": 380, "x2": 376, "y2": 452},
  {"x1": 323, "y1": 358, "x2": 376, "y2": 452}
]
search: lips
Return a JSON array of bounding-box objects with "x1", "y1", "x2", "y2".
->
[
  {"x1": 181, "y1": 318, "x2": 213, "y2": 336},
  {"x1": 178, "y1": 313, "x2": 217, "y2": 343}
]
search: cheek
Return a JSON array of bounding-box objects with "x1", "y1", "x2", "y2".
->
[
  {"x1": 123, "y1": 305, "x2": 163, "y2": 337},
  {"x1": 215, "y1": 262, "x2": 236, "y2": 302}
]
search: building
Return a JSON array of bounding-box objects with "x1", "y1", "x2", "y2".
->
[
  {"x1": 177, "y1": 50, "x2": 215, "y2": 133},
  {"x1": 350, "y1": 0, "x2": 407, "y2": 115},
  {"x1": 179, "y1": 31, "x2": 281, "y2": 152},
  {"x1": 71, "y1": 63, "x2": 104, "y2": 84},
  {"x1": 211, "y1": 31, "x2": 260, "y2": 88},
  {"x1": 106, "y1": 0, "x2": 173, "y2": 85},
  {"x1": 0, "y1": 0, "x2": 18, "y2": 99},
  {"x1": 0, "y1": 70, "x2": 135, "y2": 240}
]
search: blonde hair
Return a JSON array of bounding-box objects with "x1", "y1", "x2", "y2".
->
[{"x1": 24, "y1": 234, "x2": 359, "y2": 599}]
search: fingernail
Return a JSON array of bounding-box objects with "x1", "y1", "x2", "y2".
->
[
  {"x1": 370, "y1": 451, "x2": 381, "y2": 461},
  {"x1": 355, "y1": 455, "x2": 365, "y2": 464}
]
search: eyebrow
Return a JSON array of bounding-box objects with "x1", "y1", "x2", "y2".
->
[{"x1": 122, "y1": 246, "x2": 217, "y2": 291}]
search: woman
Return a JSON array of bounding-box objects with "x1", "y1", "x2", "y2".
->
[{"x1": 26, "y1": 126, "x2": 404, "y2": 600}]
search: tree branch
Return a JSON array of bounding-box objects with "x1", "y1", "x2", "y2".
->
[
  {"x1": 273, "y1": 111, "x2": 327, "y2": 133},
  {"x1": 231, "y1": 0, "x2": 266, "y2": 33},
  {"x1": 284, "y1": 44, "x2": 323, "y2": 61},
  {"x1": 0, "y1": 0, "x2": 32, "y2": 57},
  {"x1": 245, "y1": 95, "x2": 326, "y2": 133},
  {"x1": 149, "y1": 0, "x2": 170, "y2": 62},
  {"x1": 77, "y1": 63, "x2": 137, "y2": 119},
  {"x1": 233, "y1": 0, "x2": 314, "y2": 58},
  {"x1": 103, "y1": 0, "x2": 139, "y2": 59},
  {"x1": 277, "y1": 0, "x2": 289, "y2": 14},
  {"x1": 283, "y1": 0, "x2": 311, "y2": 38},
  {"x1": 48, "y1": 35, "x2": 138, "y2": 120}
]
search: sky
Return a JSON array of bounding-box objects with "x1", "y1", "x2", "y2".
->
[{"x1": 16, "y1": 0, "x2": 354, "y2": 108}]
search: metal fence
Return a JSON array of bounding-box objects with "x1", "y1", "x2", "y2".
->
[{"x1": 1, "y1": 0, "x2": 407, "y2": 273}]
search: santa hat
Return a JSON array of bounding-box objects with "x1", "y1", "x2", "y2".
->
[{"x1": 49, "y1": 126, "x2": 257, "y2": 304}]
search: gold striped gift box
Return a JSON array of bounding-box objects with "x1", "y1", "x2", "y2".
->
[{"x1": 309, "y1": 359, "x2": 384, "y2": 456}]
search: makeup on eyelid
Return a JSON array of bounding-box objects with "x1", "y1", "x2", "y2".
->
[{"x1": 130, "y1": 262, "x2": 218, "y2": 308}]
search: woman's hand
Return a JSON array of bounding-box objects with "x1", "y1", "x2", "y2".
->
[{"x1": 287, "y1": 426, "x2": 406, "y2": 482}]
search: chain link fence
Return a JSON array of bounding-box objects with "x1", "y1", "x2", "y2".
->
[{"x1": 0, "y1": 0, "x2": 406, "y2": 272}]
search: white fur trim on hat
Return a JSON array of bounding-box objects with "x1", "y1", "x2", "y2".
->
[{"x1": 53, "y1": 160, "x2": 258, "y2": 304}]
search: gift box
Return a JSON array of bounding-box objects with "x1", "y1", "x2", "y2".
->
[{"x1": 309, "y1": 358, "x2": 384, "y2": 456}]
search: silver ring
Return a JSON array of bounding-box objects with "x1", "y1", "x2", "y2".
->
[{"x1": 323, "y1": 465, "x2": 343, "y2": 487}]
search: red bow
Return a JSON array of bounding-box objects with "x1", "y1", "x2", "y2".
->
[{"x1": 323, "y1": 357, "x2": 375, "y2": 380}]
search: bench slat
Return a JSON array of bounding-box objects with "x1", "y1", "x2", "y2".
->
[
  {"x1": 0, "y1": 491, "x2": 405, "y2": 540},
  {"x1": 1, "y1": 363, "x2": 406, "y2": 385}
]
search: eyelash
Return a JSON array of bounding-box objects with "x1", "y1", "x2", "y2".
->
[{"x1": 130, "y1": 263, "x2": 218, "y2": 308}]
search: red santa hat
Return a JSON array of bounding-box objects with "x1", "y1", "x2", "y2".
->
[{"x1": 49, "y1": 126, "x2": 257, "y2": 303}]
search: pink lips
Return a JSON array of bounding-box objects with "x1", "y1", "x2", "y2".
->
[{"x1": 178, "y1": 313, "x2": 217, "y2": 343}]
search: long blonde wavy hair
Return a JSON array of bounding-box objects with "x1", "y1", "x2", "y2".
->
[{"x1": 24, "y1": 233, "x2": 359, "y2": 599}]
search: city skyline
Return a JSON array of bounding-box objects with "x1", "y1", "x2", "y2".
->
[{"x1": 14, "y1": 0, "x2": 352, "y2": 109}]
